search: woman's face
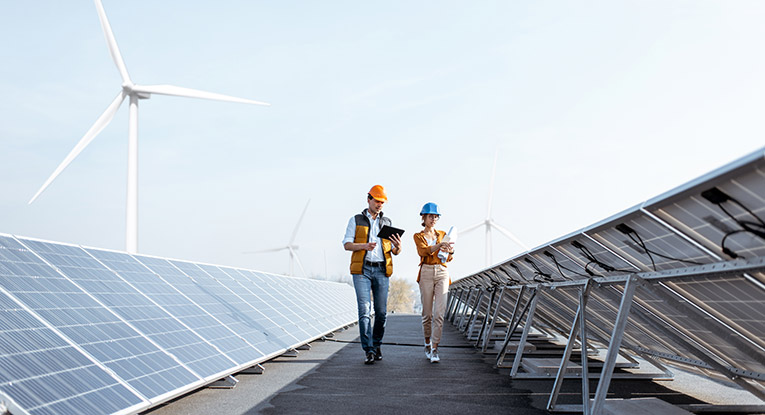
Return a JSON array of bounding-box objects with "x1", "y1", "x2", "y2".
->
[{"x1": 423, "y1": 214, "x2": 440, "y2": 227}]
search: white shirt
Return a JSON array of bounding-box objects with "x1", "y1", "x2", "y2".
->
[{"x1": 343, "y1": 210, "x2": 384, "y2": 262}]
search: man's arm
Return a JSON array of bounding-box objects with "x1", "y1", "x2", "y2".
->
[{"x1": 344, "y1": 241, "x2": 377, "y2": 252}]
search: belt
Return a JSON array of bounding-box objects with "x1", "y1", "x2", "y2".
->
[{"x1": 364, "y1": 260, "x2": 384, "y2": 267}]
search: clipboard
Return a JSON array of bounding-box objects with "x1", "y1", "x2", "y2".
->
[{"x1": 377, "y1": 225, "x2": 405, "y2": 240}]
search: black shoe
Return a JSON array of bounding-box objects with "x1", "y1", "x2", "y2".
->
[
  {"x1": 374, "y1": 347, "x2": 382, "y2": 361},
  {"x1": 365, "y1": 351, "x2": 375, "y2": 365}
]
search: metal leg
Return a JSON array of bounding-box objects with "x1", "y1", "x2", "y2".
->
[
  {"x1": 482, "y1": 286, "x2": 506, "y2": 352},
  {"x1": 496, "y1": 286, "x2": 531, "y2": 367},
  {"x1": 591, "y1": 276, "x2": 638, "y2": 415},
  {"x1": 511, "y1": 287, "x2": 542, "y2": 376},
  {"x1": 464, "y1": 289, "x2": 482, "y2": 335},
  {"x1": 455, "y1": 288, "x2": 473, "y2": 330},
  {"x1": 548, "y1": 280, "x2": 592, "y2": 412},
  {"x1": 475, "y1": 288, "x2": 497, "y2": 347}
]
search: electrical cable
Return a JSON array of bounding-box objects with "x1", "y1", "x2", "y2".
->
[
  {"x1": 702, "y1": 187, "x2": 765, "y2": 259},
  {"x1": 571, "y1": 240, "x2": 631, "y2": 275},
  {"x1": 543, "y1": 250, "x2": 587, "y2": 280},
  {"x1": 616, "y1": 223, "x2": 704, "y2": 271},
  {"x1": 523, "y1": 258, "x2": 555, "y2": 282}
]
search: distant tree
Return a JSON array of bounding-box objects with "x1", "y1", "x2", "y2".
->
[{"x1": 387, "y1": 278, "x2": 415, "y2": 313}]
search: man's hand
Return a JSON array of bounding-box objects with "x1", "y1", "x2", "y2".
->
[
  {"x1": 390, "y1": 234, "x2": 402, "y2": 249},
  {"x1": 364, "y1": 242, "x2": 377, "y2": 251}
]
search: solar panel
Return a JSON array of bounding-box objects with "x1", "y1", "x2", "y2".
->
[
  {"x1": 0, "y1": 233, "x2": 358, "y2": 415},
  {"x1": 3, "y1": 236, "x2": 201, "y2": 402},
  {"x1": 449, "y1": 147, "x2": 765, "y2": 412},
  {"x1": 82, "y1": 248, "x2": 238, "y2": 379},
  {"x1": 0, "y1": 288, "x2": 145, "y2": 415}
]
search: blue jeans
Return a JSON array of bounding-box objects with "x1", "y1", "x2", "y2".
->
[{"x1": 352, "y1": 264, "x2": 389, "y2": 353}]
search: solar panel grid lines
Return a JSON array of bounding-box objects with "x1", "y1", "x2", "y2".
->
[
  {"x1": 200, "y1": 265, "x2": 309, "y2": 344},
  {"x1": 268, "y1": 273, "x2": 350, "y2": 334},
  {"x1": 665, "y1": 276, "x2": 765, "y2": 351},
  {"x1": 0, "y1": 236, "x2": 149, "y2": 415},
  {"x1": 9, "y1": 237, "x2": 204, "y2": 402},
  {"x1": 0, "y1": 233, "x2": 358, "y2": 415},
  {"x1": 197, "y1": 264, "x2": 305, "y2": 350},
  {"x1": 642, "y1": 281, "x2": 765, "y2": 375},
  {"x1": 129, "y1": 255, "x2": 264, "y2": 366},
  {"x1": 166, "y1": 260, "x2": 287, "y2": 358},
  {"x1": 82, "y1": 247, "x2": 240, "y2": 381},
  {"x1": 0, "y1": 289, "x2": 149, "y2": 415},
  {"x1": 244, "y1": 270, "x2": 353, "y2": 335}
]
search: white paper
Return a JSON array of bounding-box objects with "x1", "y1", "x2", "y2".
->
[{"x1": 438, "y1": 226, "x2": 456, "y2": 263}]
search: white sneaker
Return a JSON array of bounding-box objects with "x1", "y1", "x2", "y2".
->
[
  {"x1": 424, "y1": 344, "x2": 431, "y2": 360},
  {"x1": 430, "y1": 349, "x2": 440, "y2": 363}
]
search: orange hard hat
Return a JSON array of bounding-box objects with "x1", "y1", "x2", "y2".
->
[{"x1": 368, "y1": 185, "x2": 388, "y2": 202}]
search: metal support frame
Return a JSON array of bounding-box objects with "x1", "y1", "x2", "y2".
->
[
  {"x1": 445, "y1": 290, "x2": 457, "y2": 320},
  {"x1": 591, "y1": 275, "x2": 639, "y2": 415},
  {"x1": 510, "y1": 287, "x2": 542, "y2": 376},
  {"x1": 475, "y1": 287, "x2": 497, "y2": 347},
  {"x1": 482, "y1": 286, "x2": 506, "y2": 352},
  {"x1": 239, "y1": 364, "x2": 265, "y2": 374},
  {"x1": 467, "y1": 288, "x2": 489, "y2": 340},
  {"x1": 281, "y1": 348, "x2": 299, "y2": 357},
  {"x1": 456, "y1": 288, "x2": 476, "y2": 329},
  {"x1": 461, "y1": 289, "x2": 484, "y2": 334},
  {"x1": 495, "y1": 286, "x2": 529, "y2": 366},
  {"x1": 496, "y1": 285, "x2": 536, "y2": 367},
  {"x1": 548, "y1": 280, "x2": 592, "y2": 412},
  {"x1": 208, "y1": 375, "x2": 238, "y2": 389}
]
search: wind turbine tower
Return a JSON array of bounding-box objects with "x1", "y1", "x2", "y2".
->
[
  {"x1": 460, "y1": 150, "x2": 528, "y2": 266},
  {"x1": 244, "y1": 200, "x2": 311, "y2": 277},
  {"x1": 29, "y1": 0, "x2": 269, "y2": 254}
]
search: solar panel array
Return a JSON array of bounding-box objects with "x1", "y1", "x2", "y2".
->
[
  {"x1": 0, "y1": 235, "x2": 357, "y2": 415},
  {"x1": 448, "y1": 147, "x2": 765, "y2": 413}
]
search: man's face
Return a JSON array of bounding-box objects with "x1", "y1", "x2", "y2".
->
[{"x1": 368, "y1": 197, "x2": 385, "y2": 215}]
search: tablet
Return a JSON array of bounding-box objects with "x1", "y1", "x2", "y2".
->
[{"x1": 377, "y1": 225, "x2": 405, "y2": 240}]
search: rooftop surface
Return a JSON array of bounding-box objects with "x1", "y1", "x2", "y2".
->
[{"x1": 144, "y1": 314, "x2": 763, "y2": 415}]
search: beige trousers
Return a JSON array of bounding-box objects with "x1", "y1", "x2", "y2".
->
[{"x1": 419, "y1": 264, "x2": 450, "y2": 345}]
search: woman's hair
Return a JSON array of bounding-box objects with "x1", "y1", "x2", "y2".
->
[{"x1": 421, "y1": 215, "x2": 426, "y2": 227}]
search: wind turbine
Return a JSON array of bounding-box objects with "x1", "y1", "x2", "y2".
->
[
  {"x1": 460, "y1": 150, "x2": 528, "y2": 266},
  {"x1": 28, "y1": 0, "x2": 269, "y2": 254},
  {"x1": 244, "y1": 200, "x2": 311, "y2": 277}
]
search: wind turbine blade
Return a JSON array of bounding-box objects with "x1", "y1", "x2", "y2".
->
[
  {"x1": 289, "y1": 247, "x2": 308, "y2": 277},
  {"x1": 459, "y1": 221, "x2": 484, "y2": 235},
  {"x1": 29, "y1": 92, "x2": 126, "y2": 204},
  {"x1": 491, "y1": 221, "x2": 530, "y2": 250},
  {"x1": 486, "y1": 148, "x2": 499, "y2": 219},
  {"x1": 289, "y1": 199, "x2": 311, "y2": 245},
  {"x1": 94, "y1": 0, "x2": 131, "y2": 84},
  {"x1": 133, "y1": 84, "x2": 270, "y2": 106},
  {"x1": 242, "y1": 246, "x2": 288, "y2": 254}
]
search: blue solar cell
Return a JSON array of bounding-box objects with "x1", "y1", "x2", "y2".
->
[
  {"x1": 167, "y1": 260, "x2": 288, "y2": 356},
  {"x1": 83, "y1": 247, "x2": 238, "y2": 379},
  {"x1": 134, "y1": 256, "x2": 269, "y2": 364},
  {"x1": 0, "y1": 285, "x2": 145, "y2": 415},
  {"x1": 2, "y1": 236, "x2": 199, "y2": 401}
]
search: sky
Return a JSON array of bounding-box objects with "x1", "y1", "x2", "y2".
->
[{"x1": 1, "y1": 1, "x2": 764, "y2": 286}]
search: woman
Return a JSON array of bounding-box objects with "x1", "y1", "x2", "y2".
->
[{"x1": 413, "y1": 202, "x2": 454, "y2": 363}]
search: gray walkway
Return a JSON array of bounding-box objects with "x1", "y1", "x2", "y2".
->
[{"x1": 145, "y1": 314, "x2": 760, "y2": 415}]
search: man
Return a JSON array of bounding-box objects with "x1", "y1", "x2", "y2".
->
[{"x1": 343, "y1": 185, "x2": 402, "y2": 364}]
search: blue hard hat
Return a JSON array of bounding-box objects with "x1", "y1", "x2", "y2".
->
[{"x1": 420, "y1": 202, "x2": 441, "y2": 215}]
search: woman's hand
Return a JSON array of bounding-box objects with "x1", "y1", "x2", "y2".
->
[{"x1": 438, "y1": 242, "x2": 454, "y2": 253}]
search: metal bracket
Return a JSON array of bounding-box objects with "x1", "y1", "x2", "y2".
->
[
  {"x1": 208, "y1": 375, "x2": 238, "y2": 389},
  {"x1": 282, "y1": 349, "x2": 299, "y2": 357},
  {"x1": 239, "y1": 364, "x2": 265, "y2": 375}
]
